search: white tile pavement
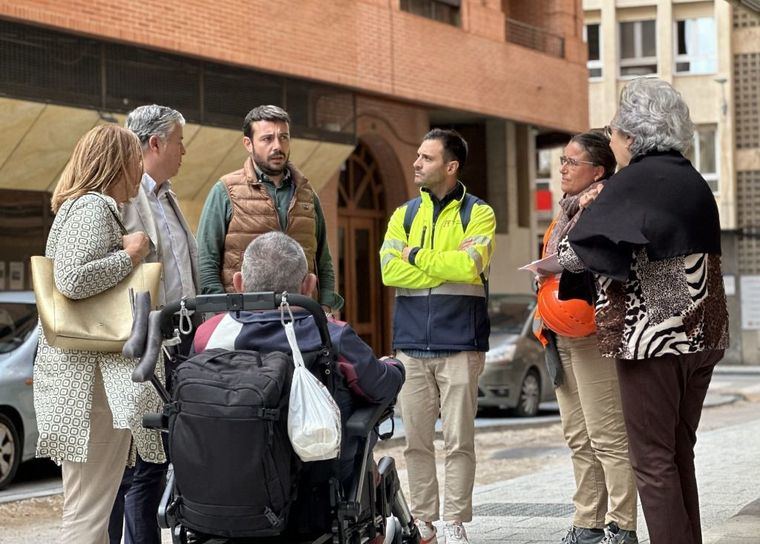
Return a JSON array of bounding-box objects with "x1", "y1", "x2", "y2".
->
[{"x1": 449, "y1": 416, "x2": 760, "y2": 544}]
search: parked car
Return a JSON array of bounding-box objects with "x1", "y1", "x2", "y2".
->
[
  {"x1": 478, "y1": 293, "x2": 555, "y2": 417},
  {"x1": 0, "y1": 291, "x2": 38, "y2": 489}
]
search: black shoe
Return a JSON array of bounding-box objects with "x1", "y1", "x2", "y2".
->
[
  {"x1": 561, "y1": 526, "x2": 605, "y2": 544},
  {"x1": 600, "y1": 522, "x2": 638, "y2": 544}
]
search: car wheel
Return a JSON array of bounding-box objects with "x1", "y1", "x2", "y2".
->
[
  {"x1": 513, "y1": 369, "x2": 541, "y2": 418},
  {"x1": 0, "y1": 413, "x2": 22, "y2": 490}
]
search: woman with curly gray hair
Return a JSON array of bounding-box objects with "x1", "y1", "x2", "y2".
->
[{"x1": 556, "y1": 78, "x2": 729, "y2": 544}]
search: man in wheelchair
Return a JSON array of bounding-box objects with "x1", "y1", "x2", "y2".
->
[
  {"x1": 194, "y1": 232, "x2": 404, "y2": 479},
  {"x1": 152, "y1": 232, "x2": 417, "y2": 544}
]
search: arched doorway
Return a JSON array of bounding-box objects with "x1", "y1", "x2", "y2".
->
[{"x1": 337, "y1": 141, "x2": 387, "y2": 354}]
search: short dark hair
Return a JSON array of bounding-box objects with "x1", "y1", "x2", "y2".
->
[
  {"x1": 423, "y1": 128, "x2": 468, "y2": 172},
  {"x1": 570, "y1": 129, "x2": 617, "y2": 180},
  {"x1": 242, "y1": 105, "x2": 291, "y2": 139}
]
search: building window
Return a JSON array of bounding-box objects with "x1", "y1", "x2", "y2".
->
[
  {"x1": 675, "y1": 18, "x2": 717, "y2": 74},
  {"x1": 585, "y1": 24, "x2": 602, "y2": 79},
  {"x1": 619, "y1": 20, "x2": 657, "y2": 77},
  {"x1": 400, "y1": 0, "x2": 461, "y2": 27},
  {"x1": 685, "y1": 125, "x2": 718, "y2": 192}
]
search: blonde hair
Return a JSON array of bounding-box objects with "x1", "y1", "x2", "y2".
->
[{"x1": 51, "y1": 124, "x2": 142, "y2": 213}]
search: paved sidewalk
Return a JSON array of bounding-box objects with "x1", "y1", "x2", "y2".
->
[{"x1": 426, "y1": 414, "x2": 760, "y2": 543}]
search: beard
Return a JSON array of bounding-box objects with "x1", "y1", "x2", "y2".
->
[
  {"x1": 414, "y1": 169, "x2": 445, "y2": 189},
  {"x1": 254, "y1": 149, "x2": 289, "y2": 176}
]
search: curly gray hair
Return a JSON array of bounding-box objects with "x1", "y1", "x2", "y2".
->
[
  {"x1": 241, "y1": 232, "x2": 307, "y2": 294},
  {"x1": 125, "y1": 105, "x2": 185, "y2": 148},
  {"x1": 611, "y1": 78, "x2": 694, "y2": 158}
]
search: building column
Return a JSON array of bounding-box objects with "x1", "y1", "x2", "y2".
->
[
  {"x1": 600, "y1": 1, "x2": 618, "y2": 124},
  {"x1": 656, "y1": 0, "x2": 674, "y2": 83}
]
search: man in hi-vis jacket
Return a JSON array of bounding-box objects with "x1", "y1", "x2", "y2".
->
[{"x1": 380, "y1": 128, "x2": 495, "y2": 544}]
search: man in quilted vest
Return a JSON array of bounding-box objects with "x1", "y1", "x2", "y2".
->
[{"x1": 196, "y1": 105, "x2": 343, "y2": 313}]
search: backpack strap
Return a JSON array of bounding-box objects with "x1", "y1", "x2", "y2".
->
[
  {"x1": 402, "y1": 192, "x2": 489, "y2": 296},
  {"x1": 402, "y1": 197, "x2": 422, "y2": 241},
  {"x1": 458, "y1": 192, "x2": 483, "y2": 233},
  {"x1": 459, "y1": 193, "x2": 488, "y2": 296},
  {"x1": 403, "y1": 193, "x2": 483, "y2": 238}
]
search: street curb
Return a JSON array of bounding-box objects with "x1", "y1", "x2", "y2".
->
[
  {"x1": 0, "y1": 483, "x2": 62, "y2": 505},
  {"x1": 715, "y1": 365, "x2": 760, "y2": 375},
  {"x1": 376, "y1": 392, "x2": 738, "y2": 449},
  {"x1": 376, "y1": 414, "x2": 562, "y2": 449},
  {"x1": 704, "y1": 393, "x2": 741, "y2": 408},
  {"x1": 703, "y1": 498, "x2": 760, "y2": 544}
]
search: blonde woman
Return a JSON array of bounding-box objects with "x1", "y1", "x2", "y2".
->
[{"x1": 33, "y1": 125, "x2": 165, "y2": 543}]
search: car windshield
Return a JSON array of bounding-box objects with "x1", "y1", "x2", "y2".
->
[
  {"x1": 0, "y1": 302, "x2": 37, "y2": 354},
  {"x1": 488, "y1": 297, "x2": 535, "y2": 336}
]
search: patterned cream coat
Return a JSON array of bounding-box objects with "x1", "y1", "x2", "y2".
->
[{"x1": 33, "y1": 193, "x2": 165, "y2": 464}]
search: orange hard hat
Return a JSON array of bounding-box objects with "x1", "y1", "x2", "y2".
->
[{"x1": 537, "y1": 276, "x2": 596, "y2": 338}]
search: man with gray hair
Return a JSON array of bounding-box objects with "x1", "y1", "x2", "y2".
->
[
  {"x1": 192, "y1": 232, "x2": 404, "y2": 489},
  {"x1": 196, "y1": 105, "x2": 343, "y2": 313},
  {"x1": 109, "y1": 104, "x2": 199, "y2": 544}
]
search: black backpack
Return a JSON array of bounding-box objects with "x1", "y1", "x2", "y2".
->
[{"x1": 167, "y1": 349, "x2": 297, "y2": 538}]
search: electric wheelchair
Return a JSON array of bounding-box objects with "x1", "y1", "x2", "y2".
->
[{"x1": 132, "y1": 292, "x2": 420, "y2": 544}]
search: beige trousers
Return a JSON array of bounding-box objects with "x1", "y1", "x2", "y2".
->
[
  {"x1": 61, "y1": 367, "x2": 132, "y2": 544},
  {"x1": 554, "y1": 334, "x2": 637, "y2": 531},
  {"x1": 397, "y1": 351, "x2": 485, "y2": 523}
]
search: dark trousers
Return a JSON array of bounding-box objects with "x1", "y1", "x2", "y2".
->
[
  {"x1": 616, "y1": 350, "x2": 723, "y2": 544},
  {"x1": 109, "y1": 332, "x2": 191, "y2": 544},
  {"x1": 108, "y1": 466, "x2": 133, "y2": 543},
  {"x1": 109, "y1": 453, "x2": 168, "y2": 544}
]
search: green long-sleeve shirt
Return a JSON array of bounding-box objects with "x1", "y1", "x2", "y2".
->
[{"x1": 196, "y1": 177, "x2": 344, "y2": 310}]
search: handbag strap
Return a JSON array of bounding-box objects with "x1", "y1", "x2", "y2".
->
[
  {"x1": 90, "y1": 192, "x2": 128, "y2": 235},
  {"x1": 61, "y1": 192, "x2": 128, "y2": 236}
]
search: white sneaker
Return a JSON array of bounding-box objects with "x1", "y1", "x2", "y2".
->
[
  {"x1": 444, "y1": 521, "x2": 470, "y2": 544},
  {"x1": 415, "y1": 519, "x2": 438, "y2": 544}
]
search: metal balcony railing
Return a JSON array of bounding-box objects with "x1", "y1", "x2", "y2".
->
[{"x1": 506, "y1": 18, "x2": 565, "y2": 59}]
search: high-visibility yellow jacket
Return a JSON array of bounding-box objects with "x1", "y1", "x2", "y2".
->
[{"x1": 380, "y1": 183, "x2": 496, "y2": 351}]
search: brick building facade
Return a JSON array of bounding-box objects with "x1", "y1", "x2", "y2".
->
[{"x1": 0, "y1": 0, "x2": 588, "y2": 352}]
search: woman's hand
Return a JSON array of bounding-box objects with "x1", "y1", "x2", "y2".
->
[
  {"x1": 123, "y1": 232, "x2": 150, "y2": 266},
  {"x1": 579, "y1": 183, "x2": 605, "y2": 209}
]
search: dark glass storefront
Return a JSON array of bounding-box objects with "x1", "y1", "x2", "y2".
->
[{"x1": 0, "y1": 190, "x2": 52, "y2": 291}]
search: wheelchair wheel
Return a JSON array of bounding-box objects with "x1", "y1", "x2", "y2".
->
[
  {"x1": 401, "y1": 520, "x2": 421, "y2": 544},
  {"x1": 383, "y1": 516, "x2": 403, "y2": 544}
]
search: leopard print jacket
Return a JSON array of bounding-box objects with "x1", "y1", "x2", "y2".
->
[{"x1": 558, "y1": 239, "x2": 729, "y2": 360}]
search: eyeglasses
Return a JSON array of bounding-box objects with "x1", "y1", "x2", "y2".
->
[
  {"x1": 560, "y1": 156, "x2": 596, "y2": 168},
  {"x1": 603, "y1": 125, "x2": 613, "y2": 137}
]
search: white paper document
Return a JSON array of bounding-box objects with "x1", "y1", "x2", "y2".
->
[{"x1": 518, "y1": 253, "x2": 563, "y2": 276}]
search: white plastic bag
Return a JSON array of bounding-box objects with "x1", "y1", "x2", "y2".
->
[{"x1": 283, "y1": 319, "x2": 341, "y2": 462}]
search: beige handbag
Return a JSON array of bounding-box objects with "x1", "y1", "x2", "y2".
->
[
  {"x1": 31, "y1": 257, "x2": 162, "y2": 352},
  {"x1": 31, "y1": 193, "x2": 162, "y2": 352}
]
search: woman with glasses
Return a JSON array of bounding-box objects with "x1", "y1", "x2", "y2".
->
[
  {"x1": 535, "y1": 130, "x2": 638, "y2": 544},
  {"x1": 559, "y1": 78, "x2": 729, "y2": 544}
]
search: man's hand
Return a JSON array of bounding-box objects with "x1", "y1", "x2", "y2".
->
[{"x1": 402, "y1": 246, "x2": 413, "y2": 263}]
